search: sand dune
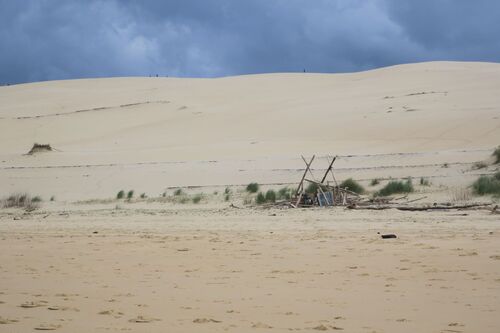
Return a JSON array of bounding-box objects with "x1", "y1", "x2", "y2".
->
[{"x1": 1, "y1": 61, "x2": 499, "y2": 200}]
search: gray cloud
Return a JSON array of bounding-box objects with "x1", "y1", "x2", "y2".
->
[{"x1": 0, "y1": 0, "x2": 499, "y2": 84}]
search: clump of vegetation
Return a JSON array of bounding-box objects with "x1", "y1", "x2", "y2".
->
[
  {"x1": 255, "y1": 192, "x2": 266, "y2": 204},
  {"x1": 224, "y1": 194, "x2": 230, "y2": 202},
  {"x1": 493, "y1": 146, "x2": 500, "y2": 164},
  {"x1": 339, "y1": 178, "x2": 365, "y2": 194},
  {"x1": 474, "y1": 162, "x2": 488, "y2": 170},
  {"x1": 140, "y1": 193, "x2": 147, "y2": 199},
  {"x1": 192, "y1": 194, "x2": 203, "y2": 204},
  {"x1": 277, "y1": 187, "x2": 293, "y2": 200},
  {"x1": 246, "y1": 182, "x2": 259, "y2": 193},
  {"x1": 377, "y1": 178, "x2": 414, "y2": 196},
  {"x1": 178, "y1": 197, "x2": 189, "y2": 204},
  {"x1": 1, "y1": 193, "x2": 40, "y2": 210},
  {"x1": 370, "y1": 178, "x2": 380, "y2": 186},
  {"x1": 173, "y1": 188, "x2": 184, "y2": 196},
  {"x1": 449, "y1": 187, "x2": 472, "y2": 203},
  {"x1": 127, "y1": 190, "x2": 134, "y2": 200},
  {"x1": 224, "y1": 187, "x2": 231, "y2": 195},
  {"x1": 50, "y1": 196, "x2": 55, "y2": 202},
  {"x1": 305, "y1": 182, "x2": 319, "y2": 194},
  {"x1": 442, "y1": 163, "x2": 449, "y2": 168},
  {"x1": 116, "y1": 190, "x2": 125, "y2": 199},
  {"x1": 472, "y1": 172, "x2": 500, "y2": 195},
  {"x1": 419, "y1": 177, "x2": 430, "y2": 186},
  {"x1": 265, "y1": 190, "x2": 277, "y2": 203}
]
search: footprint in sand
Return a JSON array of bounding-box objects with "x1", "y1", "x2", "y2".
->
[
  {"x1": 128, "y1": 315, "x2": 160, "y2": 323},
  {"x1": 193, "y1": 318, "x2": 222, "y2": 324},
  {"x1": 20, "y1": 301, "x2": 47, "y2": 308},
  {"x1": 251, "y1": 322, "x2": 273, "y2": 329},
  {"x1": 34, "y1": 323, "x2": 61, "y2": 330},
  {"x1": 99, "y1": 309, "x2": 124, "y2": 318},
  {"x1": 313, "y1": 324, "x2": 344, "y2": 330},
  {"x1": 0, "y1": 317, "x2": 19, "y2": 324}
]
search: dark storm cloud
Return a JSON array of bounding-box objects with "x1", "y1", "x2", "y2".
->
[{"x1": 0, "y1": 0, "x2": 499, "y2": 84}]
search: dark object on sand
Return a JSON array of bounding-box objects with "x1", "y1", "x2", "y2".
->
[
  {"x1": 27, "y1": 143, "x2": 53, "y2": 155},
  {"x1": 380, "y1": 234, "x2": 397, "y2": 239}
]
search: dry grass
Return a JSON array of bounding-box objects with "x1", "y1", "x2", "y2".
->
[
  {"x1": 1, "y1": 193, "x2": 41, "y2": 210},
  {"x1": 449, "y1": 187, "x2": 473, "y2": 203}
]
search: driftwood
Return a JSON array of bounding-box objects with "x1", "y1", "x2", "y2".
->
[{"x1": 348, "y1": 203, "x2": 493, "y2": 211}]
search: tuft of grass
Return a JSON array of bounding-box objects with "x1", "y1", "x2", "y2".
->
[
  {"x1": 140, "y1": 193, "x2": 147, "y2": 199},
  {"x1": 178, "y1": 197, "x2": 189, "y2": 204},
  {"x1": 419, "y1": 177, "x2": 430, "y2": 186},
  {"x1": 370, "y1": 178, "x2": 380, "y2": 186},
  {"x1": 255, "y1": 192, "x2": 266, "y2": 204},
  {"x1": 377, "y1": 178, "x2": 414, "y2": 196},
  {"x1": 277, "y1": 187, "x2": 293, "y2": 200},
  {"x1": 265, "y1": 190, "x2": 277, "y2": 203},
  {"x1": 224, "y1": 187, "x2": 231, "y2": 195},
  {"x1": 472, "y1": 174, "x2": 500, "y2": 195},
  {"x1": 173, "y1": 188, "x2": 184, "y2": 196},
  {"x1": 493, "y1": 146, "x2": 500, "y2": 164},
  {"x1": 1, "y1": 193, "x2": 40, "y2": 210},
  {"x1": 339, "y1": 178, "x2": 365, "y2": 194},
  {"x1": 192, "y1": 194, "x2": 203, "y2": 204},
  {"x1": 127, "y1": 190, "x2": 134, "y2": 200},
  {"x1": 449, "y1": 187, "x2": 472, "y2": 203},
  {"x1": 31, "y1": 196, "x2": 42, "y2": 203},
  {"x1": 162, "y1": 192, "x2": 167, "y2": 197},
  {"x1": 117, "y1": 190, "x2": 125, "y2": 199},
  {"x1": 50, "y1": 196, "x2": 55, "y2": 202},
  {"x1": 246, "y1": 182, "x2": 259, "y2": 193},
  {"x1": 224, "y1": 194, "x2": 230, "y2": 202},
  {"x1": 305, "y1": 182, "x2": 319, "y2": 194},
  {"x1": 442, "y1": 163, "x2": 449, "y2": 168}
]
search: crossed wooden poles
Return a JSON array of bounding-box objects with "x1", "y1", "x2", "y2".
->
[{"x1": 293, "y1": 155, "x2": 358, "y2": 208}]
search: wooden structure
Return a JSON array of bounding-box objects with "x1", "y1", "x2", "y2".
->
[{"x1": 292, "y1": 155, "x2": 360, "y2": 208}]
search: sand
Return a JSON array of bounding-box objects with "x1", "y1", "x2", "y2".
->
[
  {"x1": 0, "y1": 61, "x2": 499, "y2": 200},
  {"x1": 0, "y1": 207, "x2": 499, "y2": 332},
  {"x1": 0, "y1": 61, "x2": 500, "y2": 332}
]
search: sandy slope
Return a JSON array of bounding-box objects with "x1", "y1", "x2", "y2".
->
[{"x1": 0, "y1": 61, "x2": 499, "y2": 200}]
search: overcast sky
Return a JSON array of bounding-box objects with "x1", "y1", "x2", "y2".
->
[{"x1": 1, "y1": 0, "x2": 499, "y2": 84}]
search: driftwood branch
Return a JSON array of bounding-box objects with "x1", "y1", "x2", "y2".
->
[{"x1": 347, "y1": 203, "x2": 493, "y2": 211}]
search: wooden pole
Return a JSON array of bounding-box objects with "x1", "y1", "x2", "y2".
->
[
  {"x1": 295, "y1": 155, "x2": 315, "y2": 196},
  {"x1": 321, "y1": 156, "x2": 336, "y2": 184}
]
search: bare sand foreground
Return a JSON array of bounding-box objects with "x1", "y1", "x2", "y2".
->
[
  {"x1": 0, "y1": 62, "x2": 500, "y2": 332},
  {"x1": 0, "y1": 206, "x2": 499, "y2": 332}
]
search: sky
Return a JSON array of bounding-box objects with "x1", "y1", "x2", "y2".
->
[{"x1": 1, "y1": 0, "x2": 499, "y2": 84}]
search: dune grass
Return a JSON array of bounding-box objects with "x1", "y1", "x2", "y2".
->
[
  {"x1": 493, "y1": 146, "x2": 500, "y2": 164},
  {"x1": 1, "y1": 193, "x2": 41, "y2": 210},
  {"x1": 256, "y1": 192, "x2": 266, "y2": 204},
  {"x1": 339, "y1": 178, "x2": 365, "y2": 194},
  {"x1": 472, "y1": 172, "x2": 500, "y2": 195},
  {"x1": 265, "y1": 190, "x2": 277, "y2": 203},
  {"x1": 246, "y1": 182, "x2": 259, "y2": 193},
  {"x1": 192, "y1": 194, "x2": 203, "y2": 204},
  {"x1": 377, "y1": 178, "x2": 414, "y2": 196}
]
